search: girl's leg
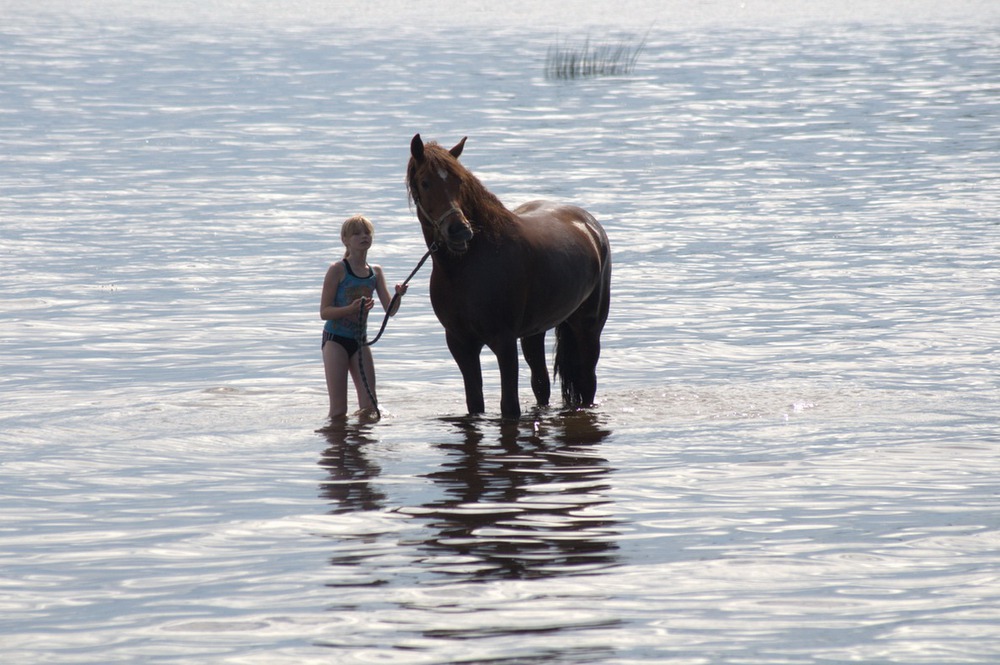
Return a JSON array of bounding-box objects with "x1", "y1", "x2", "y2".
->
[
  {"x1": 349, "y1": 346, "x2": 377, "y2": 413},
  {"x1": 323, "y1": 340, "x2": 351, "y2": 419}
]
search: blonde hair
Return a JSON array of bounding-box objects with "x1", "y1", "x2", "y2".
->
[{"x1": 341, "y1": 214, "x2": 375, "y2": 258}]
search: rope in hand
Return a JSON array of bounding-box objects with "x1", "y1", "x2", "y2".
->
[{"x1": 354, "y1": 243, "x2": 437, "y2": 419}]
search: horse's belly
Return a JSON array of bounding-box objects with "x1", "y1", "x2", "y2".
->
[
  {"x1": 431, "y1": 288, "x2": 583, "y2": 341},
  {"x1": 520, "y1": 289, "x2": 594, "y2": 335}
]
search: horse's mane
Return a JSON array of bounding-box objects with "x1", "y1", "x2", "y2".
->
[{"x1": 407, "y1": 141, "x2": 514, "y2": 238}]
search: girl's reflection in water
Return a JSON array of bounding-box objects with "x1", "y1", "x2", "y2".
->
[{"x1": 317, "y1": 416, "x2": 386, "y2": 514}]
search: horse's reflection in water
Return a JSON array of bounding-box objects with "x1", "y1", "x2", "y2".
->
[
  {"x1": 420, "y1": 410, "x2": 619, "y2": 581},
  {"x1": 316, "y1": 411, "x2": 619, "y2": 581},
  {"x1": 317, "y1": 417, "x2": 386, "y2": 514}
]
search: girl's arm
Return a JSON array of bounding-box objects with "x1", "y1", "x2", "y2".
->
[
  {"x1": 373, "y1": 266, "x2": 406, "y2": 316},
  {"x1": 373, "y1": 266, "x2": 393, "y2": 311}
]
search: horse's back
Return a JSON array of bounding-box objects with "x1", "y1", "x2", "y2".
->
[
  {"x1": 512, "y1": 200, "x2": 608, "y2": 258},
  {"x1": 513, "y1": 199, "x2": 600, "y2": 227}
]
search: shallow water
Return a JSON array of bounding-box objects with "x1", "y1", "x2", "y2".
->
[{"x1": 2, "y1": 2, "x2": 999, "y2": 663}]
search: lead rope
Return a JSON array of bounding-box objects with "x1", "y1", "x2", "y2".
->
[
  {"x1": 354, "y1": 243, "x2": 437, "y2": 419},
  {"x1": 363, "y1": 243, "x2": 436, "y2": 347}
]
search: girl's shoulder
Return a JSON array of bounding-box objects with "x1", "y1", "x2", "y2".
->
[{"x1": 325, "y1": 260, "x2": 346, "y2": 280}]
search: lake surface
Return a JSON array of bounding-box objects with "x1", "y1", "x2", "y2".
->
[{"x1": 2, "y1": 1, "x2": 999, "y2": 663}]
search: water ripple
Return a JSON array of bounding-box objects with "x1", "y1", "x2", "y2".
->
[{"x1": 2, "y1": 11, "x2": 999, "y2": 665}]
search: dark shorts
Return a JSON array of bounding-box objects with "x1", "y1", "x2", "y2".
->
[{"x1": 322, "y1": 331, "x2": 360, "y2": 358}]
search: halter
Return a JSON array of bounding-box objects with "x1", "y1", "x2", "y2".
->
[{"x1": 415, "y1": 197, "x2": 464, "y2": 238}]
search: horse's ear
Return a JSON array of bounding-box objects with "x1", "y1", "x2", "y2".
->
[
  {"x1": 450, "y1": 137, "x2": 467, "y2": 159},
  {"x1": 411, "y1": 133, "x2": 425, "y2": 162}
]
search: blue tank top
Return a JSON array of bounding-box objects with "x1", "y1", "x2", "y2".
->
[{"x1": 324, "y1": 259, "x2": 376, "y2": 340}]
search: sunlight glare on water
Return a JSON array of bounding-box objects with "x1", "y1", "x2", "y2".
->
[{"x1": 1, "y1": 1, "x2": 999, "y2": 663}]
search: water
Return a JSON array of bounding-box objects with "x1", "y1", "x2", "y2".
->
[{"x1": 2, "y1": 2, "x2": 999, "y2": 663}]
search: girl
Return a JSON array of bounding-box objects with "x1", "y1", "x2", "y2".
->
[{"x1": 321, "y1": 215, "x2": 407, "y2": 420}]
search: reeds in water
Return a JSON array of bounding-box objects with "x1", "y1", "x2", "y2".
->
[{"x1": 545, "y1": 33, "x2": 647, "y2": 80}]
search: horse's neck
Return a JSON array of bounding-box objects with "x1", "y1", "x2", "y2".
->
[{"x1": 465, "y1": 182, "x2": 513, "y2": 231}]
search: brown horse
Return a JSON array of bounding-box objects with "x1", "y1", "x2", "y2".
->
[{"x1": 407, "y1": 134, "x2": 611, "y2": 420}]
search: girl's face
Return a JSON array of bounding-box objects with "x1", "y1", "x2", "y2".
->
[{"x1": 344, "y1": 227, "x2": 373, "y2": 252}]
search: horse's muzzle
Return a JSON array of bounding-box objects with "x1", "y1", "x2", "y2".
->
[{"x1": 445, "y1": 220, "x2": 474, "y2": 254}]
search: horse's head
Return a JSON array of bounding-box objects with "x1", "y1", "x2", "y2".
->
[{"x1": 407, "y1": 133, "x2": 474, "y2": 255}]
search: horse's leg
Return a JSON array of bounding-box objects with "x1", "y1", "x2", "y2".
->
[
  {"x1": 490, "y1": 338, "x2": 522, "y2": 420},
  {"x1": 574, "y1": 326, "x2": 601, "y2": 405},
  {"x1": 555, "y1": 319, "x2": 599, "y2": 406},
  {"x1": 446, "y1": 331, "x2": 485, "y2": 415},
  {"x1": 556, "y1": 275, "x2": 609, "y2": 407},
  {"x1": 520, "y1": 332, "x2": 550, "y2": 407},
  {"x1": 576, "y1": 259, "x2": 611, "y2": 405}
]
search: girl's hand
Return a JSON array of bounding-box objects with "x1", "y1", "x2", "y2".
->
[
  {"x1": 354, "y1": 297, "x2": 375, "y2": 314},
  {"x1": 387, "y1": 284, "x2": 407, "y2": 317}
]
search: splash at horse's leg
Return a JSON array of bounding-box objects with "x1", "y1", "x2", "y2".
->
[
  {"x1": 491, "y1": 338, "x2": 522, "y2": 420},
  {"x1": 520, "y1": 332, "x2": 550, "y2": 407},
  {"x1": 446, "y1": 331, "x2": 485, "y2": 415}
]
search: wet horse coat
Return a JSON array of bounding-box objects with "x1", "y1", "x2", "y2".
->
[{"x1": 407, "y1": 134, "x2": 611, "y2": 420}]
